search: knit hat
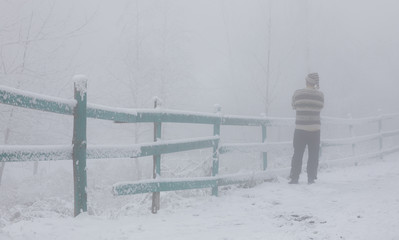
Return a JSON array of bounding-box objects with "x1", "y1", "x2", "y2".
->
[{"x1": 306, "y1": 73, "x2": 319, "y2": 86}]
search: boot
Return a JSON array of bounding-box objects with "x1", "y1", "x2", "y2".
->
[{"x1": 289, "y1": 179, "x2": 298, "y2": 184}]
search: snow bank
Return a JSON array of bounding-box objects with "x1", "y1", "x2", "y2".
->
[{"x1": 2, "y1": 153, "x2": 399, "y2": 240}]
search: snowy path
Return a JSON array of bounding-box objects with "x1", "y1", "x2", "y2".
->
[{"x1": 1, "y1": 155, "x2": 399, "y2": 240}]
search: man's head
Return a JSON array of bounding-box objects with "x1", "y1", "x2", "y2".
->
[{"x1": 306, "y1": 73, "x2": 319, "y2": 89}]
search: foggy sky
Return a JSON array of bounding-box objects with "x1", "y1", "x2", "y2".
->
[{"x1": 1, "y1": 0, "x2": 399, "y2": 118}]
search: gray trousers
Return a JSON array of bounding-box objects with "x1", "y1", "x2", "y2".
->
[{"x1": 290, "y1": 129, "x2": 321, "y2": 181}]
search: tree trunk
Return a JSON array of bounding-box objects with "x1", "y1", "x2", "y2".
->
[{"x1": 265, "y1": 0, "x2": 272, "y2": 116}]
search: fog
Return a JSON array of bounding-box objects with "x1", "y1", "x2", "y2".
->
[
  {"x1": 1, "y1": 0, "x2": 399, "y2": 150},
  {"x1": 2, "y1": 2, "x2": 399, "y2": 235},
  {"x1": 1, "y1": 0, "x2": 399, "y2": 117}
]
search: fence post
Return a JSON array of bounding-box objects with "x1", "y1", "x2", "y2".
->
[
  {"x1": 348, "y1": 114, "x2": 356, "y2": 157},
  {"x1": 212, "y1": 105, "x2": 221, "y2": 196},
  {"x1": 378, "y1": 115, "x2": 383, "y2": 159},
  {"x1": 72, "y1": 75, "x2": 88, "y2": 217},
  {"x1": 152, "y1": 98, "x2": 162, "y2": 213},
  {"x1": 260, "y1": 113, "x2": 267, "y2": 171}
]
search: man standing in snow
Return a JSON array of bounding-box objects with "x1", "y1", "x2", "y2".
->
[{"x1": 289, "y1": 73, "x2": 324, "y2": 184}]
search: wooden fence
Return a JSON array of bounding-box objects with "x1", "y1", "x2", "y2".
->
[{"x1": 1, "y1": 76, "x2": 399, "y2": 216}]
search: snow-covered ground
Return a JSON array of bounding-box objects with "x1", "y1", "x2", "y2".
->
[{"x1": 1, "y1": 153, "x2": 399, "y2": 240}]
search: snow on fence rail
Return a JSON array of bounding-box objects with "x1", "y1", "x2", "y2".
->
[
  {"x1": 0, "y1": 137, "x2": 219, "y2": 162},
  {"x1": 0, "y1": 85, "x2": 76, "y2": 115},
  {"x1": 1, "y1": 77, "x2": 399, "y2": 216}
]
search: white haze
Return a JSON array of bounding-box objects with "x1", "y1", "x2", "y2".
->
[
  {"x1": 1, "y1": 2, "x2": 399, "y2": 238},
  {"x1": 1, "y1": 0, "x2": 399, "y2": 117}
]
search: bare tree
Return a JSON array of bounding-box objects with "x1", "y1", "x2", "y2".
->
[
  {"x1": 250, "y1": 0, "x2": 275, "y2": 116},
  {"x1": 305, "y1": 0, "x2": 312, "y2": 73},
  {"x1": 102, "y1": 0, "x2": 191, "y2": 180},
  {"x1": 265, "y1": 0, "x2": 273, "y2": 116},
  {"x1": 0, "y1": 1, "x2": 92, "y2": 184}
]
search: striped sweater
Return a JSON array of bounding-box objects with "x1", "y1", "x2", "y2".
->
[{"x1": 292, "y1": 87, "x2": 324, "y2": 131}]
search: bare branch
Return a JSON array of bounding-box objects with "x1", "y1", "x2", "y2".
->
[
  {"x1": 33, "y1": 1, "x2": 56, "y2": 40},
  {"x1": 0, "y1": 4, "x2": 98, "y2": 49},
  {"x1": 20, "y1": 12, "x2": 34, "y2": 73}
]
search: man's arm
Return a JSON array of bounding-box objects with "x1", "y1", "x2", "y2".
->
[{"x1": 320, "y1": 91, "x2": 325, "y2": 109}]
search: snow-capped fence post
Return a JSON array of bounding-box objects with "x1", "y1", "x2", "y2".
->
[
  {"x1": 212, "y1": 105, "x2": 222, "y2": 196},
  {"x1": 72, "y1": 76, "x2": 88, "y2": 217},
  {"x1": 260, "y1": 113, "x2": 267, "y2": 171},
  {"x1": 152, "y1": 97, "x2": 162, "y2": 214}
]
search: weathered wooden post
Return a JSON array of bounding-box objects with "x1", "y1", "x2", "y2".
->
[
  {"x1": 348, "y1": 114, "x2": 356, "y2": 157},
  {"x1": 261, "y1": 113, "x2": 267, "y2": 171},
  {"x1": 212, "y1": 105, "x2": 221, "y2": 196},
  {"x1": 261, "y1": 124, "x2": 268, "y2": 171},
  {"x1": 152, "y1": 97, "x2": 162, "y2": 213},
  {"x1": 378, "y1": 115, "x2": 383, "y2": 159},
  {"x1": 72, "y1": 75, "x2": 88, "y2": 217}
]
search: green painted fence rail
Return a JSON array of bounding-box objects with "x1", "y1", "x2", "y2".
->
[
  {"x1": 113, "y1": 172, "x2": 270, "y2": 196},
  {"x1": 114, "y1": 178, "x2": 218, "y2": 196},
  {"x1": 0, "y1": 86, "x2": 75, "y2": 115},
  {"x1": 86, "y1": 136, "x2": 219, "y2": 159},
  {"x1": 87, "y1": 103, "x2": 269, "y2": 126},
  {"x1": 0, "y1": 145, "x2": 72, "y2": 162},
  {"x1": 0, "y1": 137, "x2": 219, "y2": 162},
  {"x1": 1, "y1": 78, "x2": 399, "y2": 216}
]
